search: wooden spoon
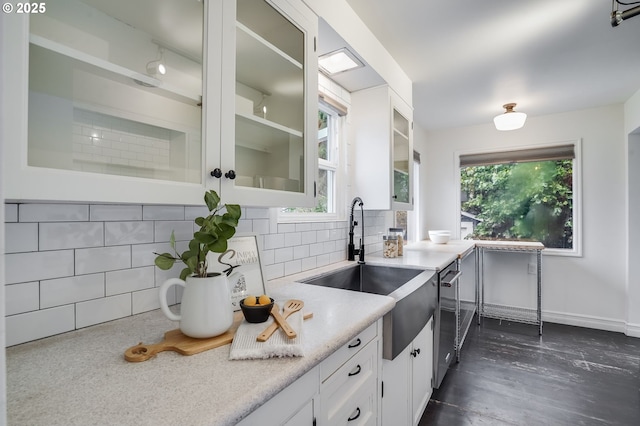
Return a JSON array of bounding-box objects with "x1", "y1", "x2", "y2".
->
[{"x1": 257, "y1": 299, "x2": 304, "y2": 342}]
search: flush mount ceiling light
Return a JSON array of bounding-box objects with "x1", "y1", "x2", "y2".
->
[
  {"x1": 318, "y1": 48, "x2": 363, "y2": 75},
  {"x1": 493, "y1": 103, "x2": 527, "y2": 131},
  {"x1": 611, "y1": 0, "x2": 640, "y2": 27},
  {"x1": 146, "y1": 47, "x2": 167, "y2": 77}
]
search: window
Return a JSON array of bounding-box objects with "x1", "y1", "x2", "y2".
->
[
  {"x1": 280, "y1": 99, "x2": 344, "y2": 219},
  {"x1": 458, "y1": 142, "x2": 580, "y2": 255}
]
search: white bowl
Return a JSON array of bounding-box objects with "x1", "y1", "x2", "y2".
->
[{"x1": 429, "y1": 230, "x2": 451, "y2": 244}]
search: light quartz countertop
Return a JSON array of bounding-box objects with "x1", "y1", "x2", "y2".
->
[
  {"x1": 6, "y1": 278, "x2": 395, "y2": 426},
  {"x1": 367, "y1": 239, "x2": 476, "y2": 271}
]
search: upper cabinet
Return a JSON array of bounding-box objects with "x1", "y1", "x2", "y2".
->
[
  {"x1": 351, "y1": 85, "x2": 414, "y2": 210},
  {"x1": 217, "y1": 0, "x2": 318, "y2": 207},
  {"x1": 3, "y1": 0, "x2": 317, "y2": 206}
]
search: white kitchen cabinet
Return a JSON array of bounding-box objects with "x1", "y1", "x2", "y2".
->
[
  {"x1": 381, "y1": 317, "x2": 433, "y2": 426},
  {"x1": 351, "y1": 85, "x2": 413, "y2": 211},
  {"x1": 2, "y1": 0, "x2": 317, "y2": 207},
  {"x1": 237, "y1": 365, "x2": 319, "y2": 426},
  {"x1": 318, "y1": 320, "x2": 382, "y2": 425}
]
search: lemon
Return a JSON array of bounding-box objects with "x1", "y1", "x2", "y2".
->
[
  {"x1": 258, "y1": 294, "x2": 271, "y2": 305},
  {"x1": 243, "y1": 296, "x2": 257, "y2": 306}
]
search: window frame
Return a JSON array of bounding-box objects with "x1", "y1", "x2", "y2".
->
[
  {"x1": 454, "y1": 140, "x2": 582, "y2": 257},
  {"x1": 278, "y1": 99, "x2": 346, "y2": 223}
]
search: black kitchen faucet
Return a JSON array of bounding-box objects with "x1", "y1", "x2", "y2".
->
[{"x1": 348, "y1": 196, "x2": 365, "y2": 264}]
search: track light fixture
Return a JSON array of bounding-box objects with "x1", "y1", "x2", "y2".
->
[
  {"x1": 611, "y1": 0, "x2": 640, "y2": 27},
  {"x1": 146, "y1": 47, "x2": 167, "y2": 77}
]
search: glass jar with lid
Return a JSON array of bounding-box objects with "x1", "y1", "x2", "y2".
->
[
  {"x1": 389, "y1": 227, "x2": 404, "y2": 256},
  {"x1": 383, "y1": 235, "x2": 398, "y2": 258}
]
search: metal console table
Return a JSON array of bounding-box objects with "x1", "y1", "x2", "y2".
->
[{"x1": 475, "y1": 241, "x2": 544, "y2": 335}]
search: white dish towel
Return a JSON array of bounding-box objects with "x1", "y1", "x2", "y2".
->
[{"x1": 229, "y1": 309, "x2": 304, "y2": 360}]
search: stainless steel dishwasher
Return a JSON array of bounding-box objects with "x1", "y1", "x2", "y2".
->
[{"x1": 433, "y1": 260, "x2": 462, "y2": 389}]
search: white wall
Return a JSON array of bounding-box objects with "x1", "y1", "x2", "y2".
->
[
  {"x1": 422, "y1": 104, "x2": 629, "y2": 332},
  {"x1": 624, "y1": 89, "x2": 640, "y2": 336}
]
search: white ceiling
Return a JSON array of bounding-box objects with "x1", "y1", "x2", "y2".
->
[{"x1": 343, "y1": 0, "x2": 640, "y2": 130}]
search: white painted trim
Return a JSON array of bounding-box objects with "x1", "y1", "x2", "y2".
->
[
  {"x1": 625, "y1": 323, "x2": 640, "y2": 338},
  {"x1": 542, "y1": 309, "x2": 627, "y2": 334}
]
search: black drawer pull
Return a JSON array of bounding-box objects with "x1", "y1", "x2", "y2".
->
[
  {"x1": 411, "y1": 348, "x2": 421, "y2": 357},
  {"x1": 347, "y1": 407, "x2": 361, "y2": 422},
  {"x1": 348, "y1": 364, "x2": 362, "y2": 377},
  {"x1": 348, "y1": 338, "x2": 361, "y2": 349}
]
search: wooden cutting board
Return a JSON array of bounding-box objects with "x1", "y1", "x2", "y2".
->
[
  {"x1": 124, "y1": 311, "x2": 244, "y2": 362},
  {"x1": 124, "y1": 311, "x2": 314, "y2": 362}
]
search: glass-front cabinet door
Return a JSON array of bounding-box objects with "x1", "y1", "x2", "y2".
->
[
  {"x1": 217, "y1": 0, "x2": 318, "y2": 207},
  {"x1": 4, "y1": 0, "x2": 207, "y2": 204},
  {"x1": 393, "y1": 108, "x2": 411, "y2": 205}
]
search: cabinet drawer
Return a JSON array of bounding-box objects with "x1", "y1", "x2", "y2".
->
[
  {"x1": 325, "y1": 378, "x2": 377, "y2": 426},
  {"x1": 321, "y1": 340, "x2": 377, "y2": 423},
  {"x1": 321, "y1": 321, "x2": 378, "y2": 382}
]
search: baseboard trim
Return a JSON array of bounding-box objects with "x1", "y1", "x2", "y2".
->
[
  {"x1": 542, "y1": 309, "x2": 627, "y2": 334},
  {"x1": 625, "y1": 322, "x2": 640, "y2": 338}
]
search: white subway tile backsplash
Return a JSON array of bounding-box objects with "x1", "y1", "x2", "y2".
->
[
  {"x1": 284, "y1": 260, "x2": 301, "y2": 276},
  {"x1": 309, "y1": 242, "x2": 324, "y2": 256},
  {"x1": 3, "y1": 198, "x2": 383, "y2": 346},
  {"x1": 293, "y1": 245, "x2": 310, "y2": 260},
  {"x1": 154, "y1": 221, "x2": 193, "y2": 242},
  {"x1": 41, "y1": 274, "x2": 105, "y2": 309},
  {"x1": 142, "y1": 205, "x2": 185, "y2": 220},
  {"x1": 295, "y1": 223, "x2": 313, "y2": 232},
  {"x1": 245, "y1": 207, "x2": 269, "y2": 219},
  {"x1": 76, "y1": 293, "x2": 132, "y2": 328},
  {"x1": 131, "y1": 242, "x2": 171, "y2": 268},
  {"x1": 5, "y1": 250, "x2": 74, "y2": 284},
  {"x1": 19, "y1": 203, "x2": 89, "y2": 222},
  {"x1": 75, "y1": 245, "x2": 131, "y2": 275},
  {"x1": 264, "y1": 263, "x2": 284, "y2": 281},
  {"x1": 300, "y1": 257, "x2": 317, "y2": 272},
  {"x1": 316, "y1": 254, "x2": 331, "y2": 268},
  {"x1": 90, "y1": 204, "x2": 142, "y2": 221},
  {"x1": 6, "y1": 305, "x2": 75, "y2": 346},
  {"x1": 252, "y1": 219, "x2": 269, "y2": 235},
  {"x1": 132, "y1": 287, "x2": 161, "y2": 315},
  {"x1": 285, "y1": 232, "x2": 302, "y2": 247},
  {"x1": 5, "y1": 282, "x2": 39, "y2": 315},
  {"x1": 278, "y1": 223, "x2": 296, "y2": 233},
  {"x1": 274, "y1": 247, "x2": 294, "y2": 263},
  {"x1": 5, "y1": 204, "x2": 18, "y2": 222},
  {"x1": 39, "y1": 222, "x2": 104, "y2": 250},
  {"x1": 5, "y1": 223, "x2": 38, "y2": 253},
  {"x1": 264, "y1": 233, "x2": 285, "y2": 250},
  {"x1": 316, "y1": 229, "x2": 330, "y2": 242},
  {"x1": 105, "y1": 221, "x2": 154, "y2": 246},
  {"x1": 301, "y1": 230, "x2": 317, "y2": 244},
  {"x1": 184, "y1": 206, "x2": 209, "y2": 221},
  {"x1": 106, "y1": 266, "x2": 154, "y2": 296}
]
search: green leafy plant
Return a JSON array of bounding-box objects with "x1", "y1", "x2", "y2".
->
[{"x1": 154, "y1": 190, "x2": 242, "y2": 280}]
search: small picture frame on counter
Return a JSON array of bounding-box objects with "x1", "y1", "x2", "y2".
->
[{"x1": 206, "y1": 234, "x2": 267, "y2": 311}]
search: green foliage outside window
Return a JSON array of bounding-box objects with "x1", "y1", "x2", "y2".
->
[{"x1": 461, "y1": 160, "x2": 573, "y2": 249}]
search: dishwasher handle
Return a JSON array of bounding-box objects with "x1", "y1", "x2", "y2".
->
[{"x1": 441, "y1": 270, "x2": 462, "y2": 287}]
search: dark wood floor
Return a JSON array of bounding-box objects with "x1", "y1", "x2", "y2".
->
[{"x1": 420, "y1": 318, "x2": 640, "y2": 426}]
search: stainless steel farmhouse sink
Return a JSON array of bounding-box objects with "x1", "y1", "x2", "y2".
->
[{"x1": 302, "y1": 264, "x2": 437, "y2": 360}]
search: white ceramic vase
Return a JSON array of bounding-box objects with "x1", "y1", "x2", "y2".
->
[{"x1": 158, "y1": 273, "x2": 233, "y2": 338}]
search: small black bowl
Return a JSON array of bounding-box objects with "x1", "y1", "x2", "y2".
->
[{"x1": 240, "y1": 297, "x2": 274, "y2": 323}]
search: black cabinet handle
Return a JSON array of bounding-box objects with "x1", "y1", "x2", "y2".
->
[
  {"x1": 210, "y1": 168, "x2": 222, "y2": 178},
  {"x1": 348, "y1": 338, "x2": 361, "y2": 349},
  {"x1": 225, "y1": 170, "x2": 236, "y2": 180},
  {"x1": 347, "y1": 407, "x2": 361, "y2": 422},
  {"x1": 411, "y1": 348, "x2": 421, "y2": 357},
  {"x1": 348, "y1": 364, "x2": 362, "y2": 377}
]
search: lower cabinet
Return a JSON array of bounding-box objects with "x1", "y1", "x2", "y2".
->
[
  {"x1": 237, "y1": 366, "x2": 319, "y2": 426},
  {"x1": 381, "y1": 317, "x2": 434, "y2": 426},
  {"x1": 238, "y1": 319, "x2": 382, "y2": 425}
]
